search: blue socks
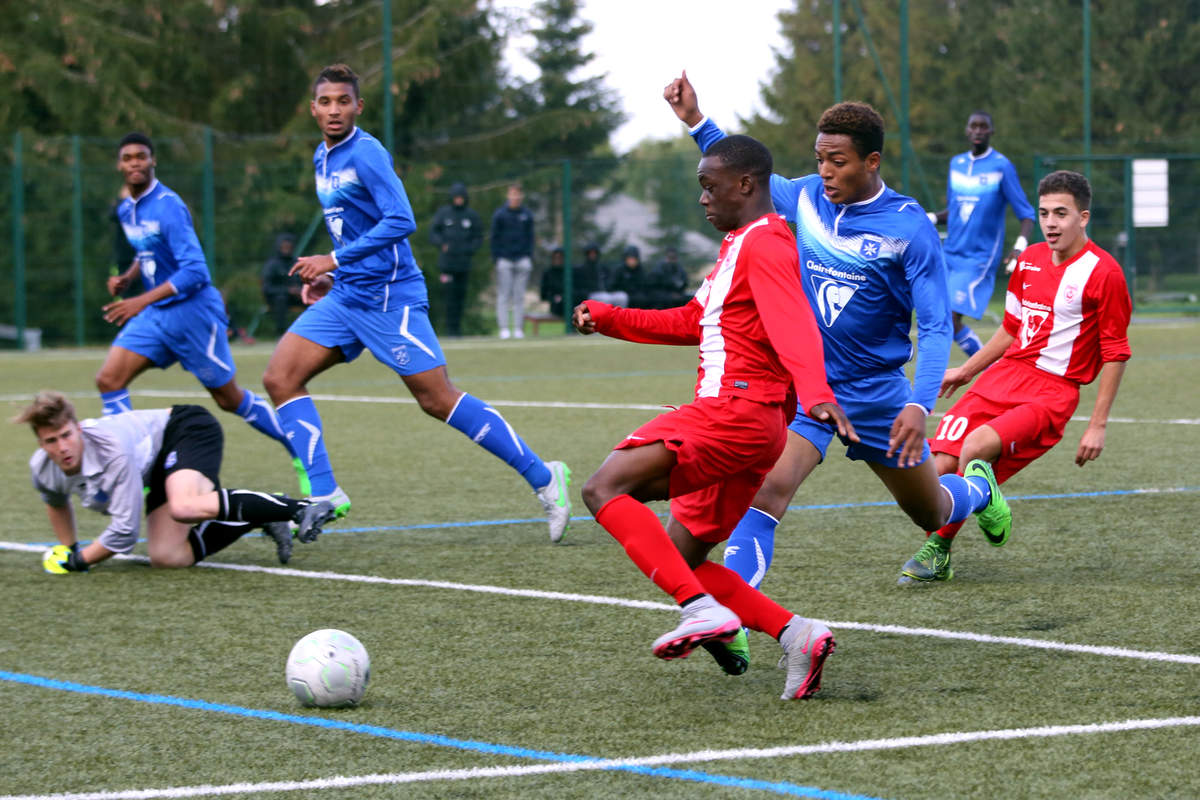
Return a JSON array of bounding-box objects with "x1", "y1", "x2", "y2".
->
[
  {"x1": 939, "y1": 472, "x2": 992, "y2": 524},
  {"x1": 445, "y1": 393, "x2": 550, "y2": 490},
  {"x1": 723, "y1": 507, "x2": 779, "y2": 589},
  {"x1": 100, "y1": 389, "x2": 132, "y2": 415},
  {"x1": 236, "y1": 389, "x2": 295, "y2": 456},
  {"x1": 954, "y1": 325, "x2": 983, "y2": 357},
  {"x1": 276, "y1": 395, "x2": 337, "y2": 496}
]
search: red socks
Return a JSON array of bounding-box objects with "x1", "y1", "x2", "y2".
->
[
  {"x1": 930, "y1": 519, "x2": 966, "y2": 542},
  {"x1": 596, "y1": 494, "x2": 706, "y2": 604},
  {"x1": 695, "y1": 561, "x2": 793, "y2": 638}
]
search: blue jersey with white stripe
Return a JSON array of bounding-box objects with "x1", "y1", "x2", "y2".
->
[
  {"x1": 691, "y1": 119, "x2": 953, "y2": 411},
  {"x1": 943, "y1": 147, "x2": 1034, "y2": 269},
  {"x1": 118, "y1": 180, "x2": 215, "y2": 308},
  {"x1": 313, "y1": 127, "x2": 427, "y2": 311}
]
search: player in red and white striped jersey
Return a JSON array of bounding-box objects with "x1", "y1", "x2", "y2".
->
[
  {"x1": 574, "y1": 135, "x2": 856, "y2": 700},
  {"x1": 901, "y1": 170, "x2": 1132, "y2": 583}
]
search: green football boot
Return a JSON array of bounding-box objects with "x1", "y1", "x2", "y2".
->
[
  {"x1": 703, "y1": 627, "x2": 750, "y2": 676},
  {"x1": 898, "y1": 536, "x2": 953, "y2": 584},
  {"x1": 965, "y1": 458, "x2": 1011, "y2": 546}
]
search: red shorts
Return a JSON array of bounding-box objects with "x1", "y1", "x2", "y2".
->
[
  {"x1": 615, "y1": 395, "x2": 787, "y2": 543},
  {"x1": 930, "y1": 358, "x2": 1080, "y2": 483}
]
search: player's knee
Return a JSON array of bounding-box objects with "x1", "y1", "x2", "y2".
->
[
  {"x1": 149, "y1": 549, "x2": 195, "y2": 569},
  {"x1": 212, "y1": 392, "x2": 240, "y2": 412},
  {"x1": 752, "y1": 477, "x2": 794, "y2": 520},
  {"x1": 261, "y1": 367, "x2": 290, "y2": 402},
  {"x1": 95, "y1": 369, "x2": 120, "y2": 394},
  {"x1": 413, "y1": 387, "x2": 456, "y2": 420},
  {"x1": 581, "y1": 475, "x2": 614, "y2": 516},
  {"x1": 166, "y1": 497, "x2": 206, "y2": 524}
]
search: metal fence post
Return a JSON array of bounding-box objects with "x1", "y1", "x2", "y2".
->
[
  {"x1": 1123, "y1": 156, "x2": 1136, "y2": 305},
  {"x1": 72, "y1": 135, "x2": 85, "y2": 346},
  {"x1": 11, "y1": 131, "x2": 25, "y2": 350},
  {"x1": 562, "y1": 158, "x2": 573, "y2": 334}
]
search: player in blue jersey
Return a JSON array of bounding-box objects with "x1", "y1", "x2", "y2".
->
[
  {"x1": 261, "y1": 64, "x2": 571, "y2": 540},
  {"x1": 664, "y1": 72, "x2": 1012, "y2": 673},
  {"x1": 926, "y1": 111, "x2": 1034, "y2": 356},
  {"x1": 98, "y1": 133, "x2": 306, "y2": 493}
]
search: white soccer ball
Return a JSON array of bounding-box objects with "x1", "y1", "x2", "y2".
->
[{"x1": 285, "y1": 629, "x2": 370, "y2": 708}]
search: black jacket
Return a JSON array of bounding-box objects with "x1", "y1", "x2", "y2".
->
[
  {"x1": 490, "y1": 202, "x2": 534, "y2": 260},
  {"x1": 430, "y1": 183, "x2": 483, "y2": 274}
]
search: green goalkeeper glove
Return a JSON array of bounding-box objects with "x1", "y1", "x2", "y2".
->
[{"x1": 43, "y1": 543, "x2": 88, "y2": 574}]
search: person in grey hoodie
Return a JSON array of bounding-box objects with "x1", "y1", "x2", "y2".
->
[
  {"x1": 489, "y1": 183, "x2": 534, "y2": 338},
  {"x1": 430, "y1": 181, "x2": 483, "y2": 336}
]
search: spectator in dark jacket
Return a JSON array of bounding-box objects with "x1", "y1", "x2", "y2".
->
[
  {"x1": 580, "y1": 242, "x2": 626, "y2": 306},
  {"x1": 489, "y1": 183, "x2": 534, "y2": 339},
  {"x1": 608, "y1": 245, "x2": 649, "y2": 307},
  {"x1": 645, "y1": 246, "x2": 692, "y2": 308},
  {"x1": 430, "y1": 181, "x2": 483, "y2": 336},
  {"x1": 261, "y1": 233, "x2": 302, "y2": 334}
]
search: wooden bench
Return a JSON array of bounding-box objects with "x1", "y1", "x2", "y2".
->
[{"x1": 523, "y1": 313, "x2": 562, "y2": 335}]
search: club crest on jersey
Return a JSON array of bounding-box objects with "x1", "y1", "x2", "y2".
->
[
  {"x1": 164, "y1": 451, "x2": 178, "y2": 469},
  {"x1": 858, "y1": 237, "x2": 883, "y2": 259},
  {"x1": 811, "y1": 275, "x2": 859, "y2": 327},
  {"x1": 1020, "y1": 307, "x2": 1048, "y2": 349},
  {"x1": 391, "y1": 344, "x2": 410, "y2": 367},
  {"x1": 1064, "y1": 284, "x2": 1078, "y2": 301}
]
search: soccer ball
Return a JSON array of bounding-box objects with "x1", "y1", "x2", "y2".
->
[{"x1": 285, "y1": 629, "x2": 370, "y2": 708}]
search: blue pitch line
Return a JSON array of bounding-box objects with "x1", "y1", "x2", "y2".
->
[
  {"x1": 27, "y1": 486, "x2": 1200, "y2": 547},
  {"x1": 0, "y1": 670, "x2": 884, "y2": 800}
]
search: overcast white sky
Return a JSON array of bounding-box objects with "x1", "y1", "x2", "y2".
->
[{"x1": 499, "y1": 0, "x2": 792, "y2": 153}]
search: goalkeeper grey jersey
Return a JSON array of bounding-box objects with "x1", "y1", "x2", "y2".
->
[{"x1": 29, "y1": 409, "x2": 170, "y2": 552}]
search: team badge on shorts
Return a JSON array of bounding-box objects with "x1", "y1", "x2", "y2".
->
[
  {"x1": 391, "y1": 345, "x2": 410, "y2": 367},
  {"x1": 165, "y1": 450, "x2": 177, "y2": 469}
]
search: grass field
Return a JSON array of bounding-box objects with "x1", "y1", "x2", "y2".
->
[{"x1": 1, "y1": 319, "x2": 1198, "y2": 800}]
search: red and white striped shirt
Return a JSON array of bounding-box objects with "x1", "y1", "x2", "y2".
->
[
  {"x1": 584, "y1": 213, "x2": 835, "y2": 414},
  {"x1": 1002, "y1": 239, "x2": 1131, "y2": 385}
]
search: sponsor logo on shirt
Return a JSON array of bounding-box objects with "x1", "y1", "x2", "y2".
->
[
  {"x1": 805, "y1": 259, "x2": 867, "y2": 282},
  {"x1": 810, "y1": 275, "x2": 860, "y2": 327}
]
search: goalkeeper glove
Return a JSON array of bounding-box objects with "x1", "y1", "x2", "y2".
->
[{"x1": 43, "y1": 543, "x2": 88, "y2": 574}]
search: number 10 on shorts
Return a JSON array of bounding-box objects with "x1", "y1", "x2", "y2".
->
[{"x1": 934, "y1": 414, "x2": 969, "y2": 441}]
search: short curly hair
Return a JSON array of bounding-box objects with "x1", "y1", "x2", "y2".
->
[
  {"x1": 1038, "y1": 170, "x2": 1092, "y2": 211},
  {"x1": 704, "y1": 134, "x2": 773, "y2": 185},
  {"x1": 817, "y1": 102, "x2": 885, "y2": 158}
]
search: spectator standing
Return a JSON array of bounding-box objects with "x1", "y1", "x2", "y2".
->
[
  {"x1": 608, "y1": 245, "x2": 647, "y2": 307},
  {"x1": 490, "y1": 183, "x2": 534, "y2": 339},
  {"x1": 261, "y1": 233, "x2": 303, "y2": 335},
  {"x1": 429, "y1": 181, "x2": 483, "y2": 336},
  {"x1": 646, "y1": 247, "x2": 691, "y2": 308}
]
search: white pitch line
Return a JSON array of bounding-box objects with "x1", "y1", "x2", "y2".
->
[
  {"x1": 2, "y1": 390, "x2": 1198, "y2": 422},
  {"x1": 5, "y1": 541, "x2": 1198, "y2": 665},
  {"x1": 2, "y1": 715, "x2": 1199, "y2": 800}
]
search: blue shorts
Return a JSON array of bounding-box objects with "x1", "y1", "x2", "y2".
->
[
  {"x1": 788, "y1": 371, "x2": 931, "y2": 468},
  {"x1": 945, "y1": 255, "x2": 998, "y2": 319},
  {"x1": 112, "y1": 289, "x2": 235, "y2": 389},
  {"x1": 289, "y1": 294, "x2": 446, "y2": 376}
]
